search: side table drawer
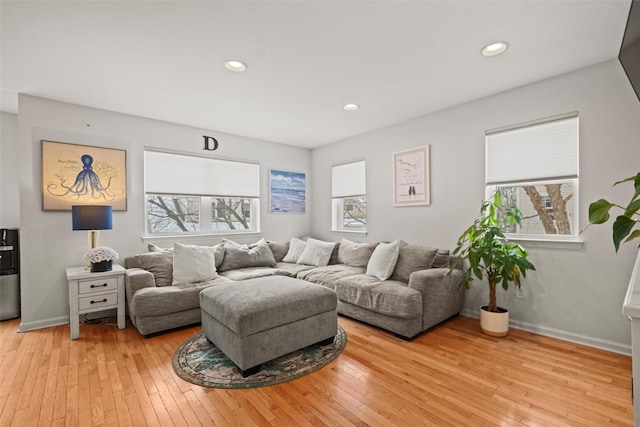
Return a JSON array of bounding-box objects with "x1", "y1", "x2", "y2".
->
[
  {"x1": 79, "y1": 292, "x2": 118, "y2": 310},
  {"x1": 78, "y1": 277, "x2": 118, "y2": 294}
]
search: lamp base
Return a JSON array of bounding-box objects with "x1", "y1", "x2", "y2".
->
[{"x1": 90, "y1": 260, "x2": 112, "y2": 273}]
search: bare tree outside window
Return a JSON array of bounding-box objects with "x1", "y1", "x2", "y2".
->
[
  {"x1": 147, "y1": 195, "x2": 199, "y2": 233},
  {"x1": 343, "y1": 196, "x2": 367, "y2": 229},
  {"x1": 212, "y1": 198, "x2": 252, "y2": 231},
  {"x1": 494, "y1": 181, "x2": 575, "y2": 236}
]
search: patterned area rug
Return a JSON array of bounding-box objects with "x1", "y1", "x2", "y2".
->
[{"x1": 171, "y1": 326, "x2": 347, "y2": 389}]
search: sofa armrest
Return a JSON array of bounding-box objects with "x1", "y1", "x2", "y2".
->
[
  {"x1": 408, "y1": 267, "x2": 465, "y2": 330},
  {"x1": 125, "y1": 268, "x2": 157, "y2": 298}
]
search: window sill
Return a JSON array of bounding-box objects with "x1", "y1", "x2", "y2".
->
[
  {"x1": 331, "y1": 229, "x2": 368, "y2": 236},
  {"x1": 142, "y1": 231, "x2": 262, "y2": 246},
  {"x1": 506, "y1": 237, "x2": 583, "y2": 250}
]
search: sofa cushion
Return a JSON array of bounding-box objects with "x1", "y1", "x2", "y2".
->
[
  {"x1": 366, "y1": 240, "x2": 400, "y2": 280},
  {"x1": 297, "y1": 264, "x2": 365, "y2": 289},
  {"x1": 218, "y1": 238, "x2": 276, "y2": 272},
  {"x1": 268, "y1": 240, "x2": 290, "y2": 262},
  {"x1": 274, "y1": 262, "x2": 315, "y2": 277},
  {"x1": 297, "y1": 238, "x2": 335, "y2": 267},
  {"x1": 130, "y1": 277, "x2": 231, "y2": 317},
  {"x1": 172, "y1": 243, "x2": 218, "y2": 285},
  {"x1": 282, "y1": 237, "x2": 306, "y2": 263},
  {"x1": 136, "y1": 250, "x2": 173, "y2": 287},
  {"x1": 390, "y1": 241, "x2": 438, "y2": 283},
  {"x1": 335, "y1": 274, "x2": 422, "y2": 319},
  {"x1": 219, "y1": 266, "x2": 286, "y2": 281},
  {"x1": 338, "y1": 239, "x2": 378, "y2": 267}
]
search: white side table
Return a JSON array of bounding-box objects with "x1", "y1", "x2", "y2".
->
[{"x1": 66, "y1": 264, "x2": 126, "y2": 340}]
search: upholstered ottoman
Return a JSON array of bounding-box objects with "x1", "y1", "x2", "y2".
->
[{"x1": 199, "y1": 276, "x2": 338, "y2": 377}]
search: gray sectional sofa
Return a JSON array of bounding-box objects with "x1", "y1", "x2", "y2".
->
[{"x1": 123, "y1": 237, "x2": 465, "y2": 339}]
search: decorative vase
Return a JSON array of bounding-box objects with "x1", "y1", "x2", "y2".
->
[
  {"x1": 90, "y1": 260, "x2": 112, "y2": 273},
  {"x1": 479, "y1": 305, "x2": 509, "y2": 337}
]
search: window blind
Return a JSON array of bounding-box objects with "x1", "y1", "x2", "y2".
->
[
  {"x1": 332, "y1": 160, "x2": 366, "y2": 198},
  {"x1": 144, "y1": 150, "x2": 260, "y2": 198},
  {"x1": 486, "y1": 115, "x2": 578, "y2": 184}
]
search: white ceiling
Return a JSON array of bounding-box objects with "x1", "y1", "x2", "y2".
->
[{"x1": 0, "y1": 1, "x2": 632, "y2": 148}]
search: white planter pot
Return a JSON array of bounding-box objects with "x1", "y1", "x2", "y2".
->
[{"x1": 479, "y1": 305, "x2": 509, "y2": 337}]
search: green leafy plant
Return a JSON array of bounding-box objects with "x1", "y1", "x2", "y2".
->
[
  {"x1": 586, "y1": 172, "x2": 640, "y2": 252},
  {"x1": 451, "y1": 192, "x2": 536, "y2": 313}
]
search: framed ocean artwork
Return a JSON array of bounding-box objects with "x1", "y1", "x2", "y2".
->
[{"x1": 269, "y1": 169, "x2": 305, "y2": 214}]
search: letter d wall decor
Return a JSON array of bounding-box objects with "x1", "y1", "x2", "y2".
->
[{"x1": 203, "y1": 135, "x2": 219, "y2": 151}]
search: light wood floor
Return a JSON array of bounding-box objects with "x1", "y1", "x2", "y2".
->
[{"x1": 0, "y1": 314, "x2": 633, "y2": 426}]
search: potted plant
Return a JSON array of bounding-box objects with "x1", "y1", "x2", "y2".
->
[
  {"x1": 451, "y1": 192, "x2": 536, "y2": 337},
  {"x1": 585, "y1": 172, "x2": 640, "y2": 251},
  {"x1": 84, "y1": 247, "x2": 119, "y2": 272}
]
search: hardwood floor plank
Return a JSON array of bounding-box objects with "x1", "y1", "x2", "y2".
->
[{"x1": 0, "y1": 315, "x2": 633, "y2": 426}]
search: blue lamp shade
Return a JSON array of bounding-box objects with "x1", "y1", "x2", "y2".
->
[{"x1": 71, "y1": 205, "x2": 113, "y2": 231}]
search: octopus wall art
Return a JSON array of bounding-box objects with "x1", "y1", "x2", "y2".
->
[{"x1": 42, "y1": 140, "x2": 127, "y2": 211}]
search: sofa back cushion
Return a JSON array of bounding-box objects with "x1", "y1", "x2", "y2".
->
[
  {"x1": 136, "y1": 250, "x2": 174, "y2": 287},
  {"x1": 337, "y1": 239, "x2": 379, "y2": 267},
  {"x1": 390, "y1": 241, "x2": 438, "y2": 283},
  {"x1": 218, "y1": 238, "x2": 276, "y2": 272}
]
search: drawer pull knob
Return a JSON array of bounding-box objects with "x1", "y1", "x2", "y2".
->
[
  {"x1": 90, "y1": 283, "x2": 108, "y2": 288},
  {"x1": 90, "y1": 299, "x2": 108, "y2": 304}
]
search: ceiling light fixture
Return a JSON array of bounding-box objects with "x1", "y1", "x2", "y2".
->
[
  {"x1": 481, "y1": 41, "x2": 509, "y2": 57},
  {"x1": 343, "y1": 103, "x2": 359, "y2": 111},
  {"x1": 224, "y1": 60, "x2": 247, "y2": 72}
]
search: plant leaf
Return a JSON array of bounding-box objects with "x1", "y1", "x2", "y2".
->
[
  {"x1": 613, "y1": 215, "x2": 636, "y2": 252},
  {"x1": 588, "y1": 199, "x2": 614, "y2": 224},
  {"x1": 624, "y1": 229, "x2": 640, "y2": 244},
  {"x1": 625, "y1": 198, "x2": 640, "y2": 217}
]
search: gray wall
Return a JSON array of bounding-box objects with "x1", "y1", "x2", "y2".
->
[
  {"x1": 1, "y1": 112, "x2": 20, "y2": 227},
  {"x1": 6, "y1": 59, "x2": 640, "y2": 354},
  {"x1": 311, "y1": 59, "x2": 640, "y2": 353},
  {"x1": 16, "y1": 95, "x2": 311, "y2": 331}
]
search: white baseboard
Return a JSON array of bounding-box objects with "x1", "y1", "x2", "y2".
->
[
  {"x1": 18, "y1": 316, "x2": 69, "y2": 333},
  {"x1": 460, "y1": 309, "x2": 631, "y2": 356}
]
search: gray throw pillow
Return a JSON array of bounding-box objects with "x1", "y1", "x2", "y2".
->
[
  {"x1": 431, "y1": 249, "x2": 451, "y2": 268},
  {"x1": 337, "y1": 238, "x2": 379, "y2": 267},
  {"x1": 390, "y1": 241, "x2": 438, "y2": 283},
  {"x1": 267, "y1": 240, "x2": 290, "y2": 263},
  {"x1": 218, "y1": 238, "x2": 276, "y2": 271},
  {"x1": 136, "y1": 250, "x2": 174, "y2": 287}
]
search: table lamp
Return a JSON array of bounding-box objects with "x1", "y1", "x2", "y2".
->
[{"x1": 71, "y1": 205, "x2": 113, "y2": 250}]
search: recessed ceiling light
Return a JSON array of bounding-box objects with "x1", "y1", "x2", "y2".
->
[
  {"x1": 343, "y1": 103, "x2": 359, "y2": 111},
  {"x1": 481, "y1": 41, "x2": 509, "y2": 57},
  {"x1": 224, "y1": 60, "x2": 247, "y2": 72}
]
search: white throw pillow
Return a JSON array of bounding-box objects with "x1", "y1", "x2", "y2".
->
[
  {"x1": 297, "y1": 238, "x2": 336, "y2": 267},
  {"x1": 366, "y1": 240, "x2": 400, "y2": 280},
  {"x1": 172, "y1": 243, "x2": 218, "y2": 285},
  {"x1": 282, "y1": 237, "x2": 307, "y2": 263}
]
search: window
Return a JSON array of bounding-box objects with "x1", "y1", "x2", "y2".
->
[
  {"x1": 144, "y1": 149, "x2": 260, "y2": 235},
  {"x1": 485, "y1": 113, "x2": 578, "y2": 240},
  {"x1": 332, "y1": 160, "x2": 366, "y2": 231}
]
